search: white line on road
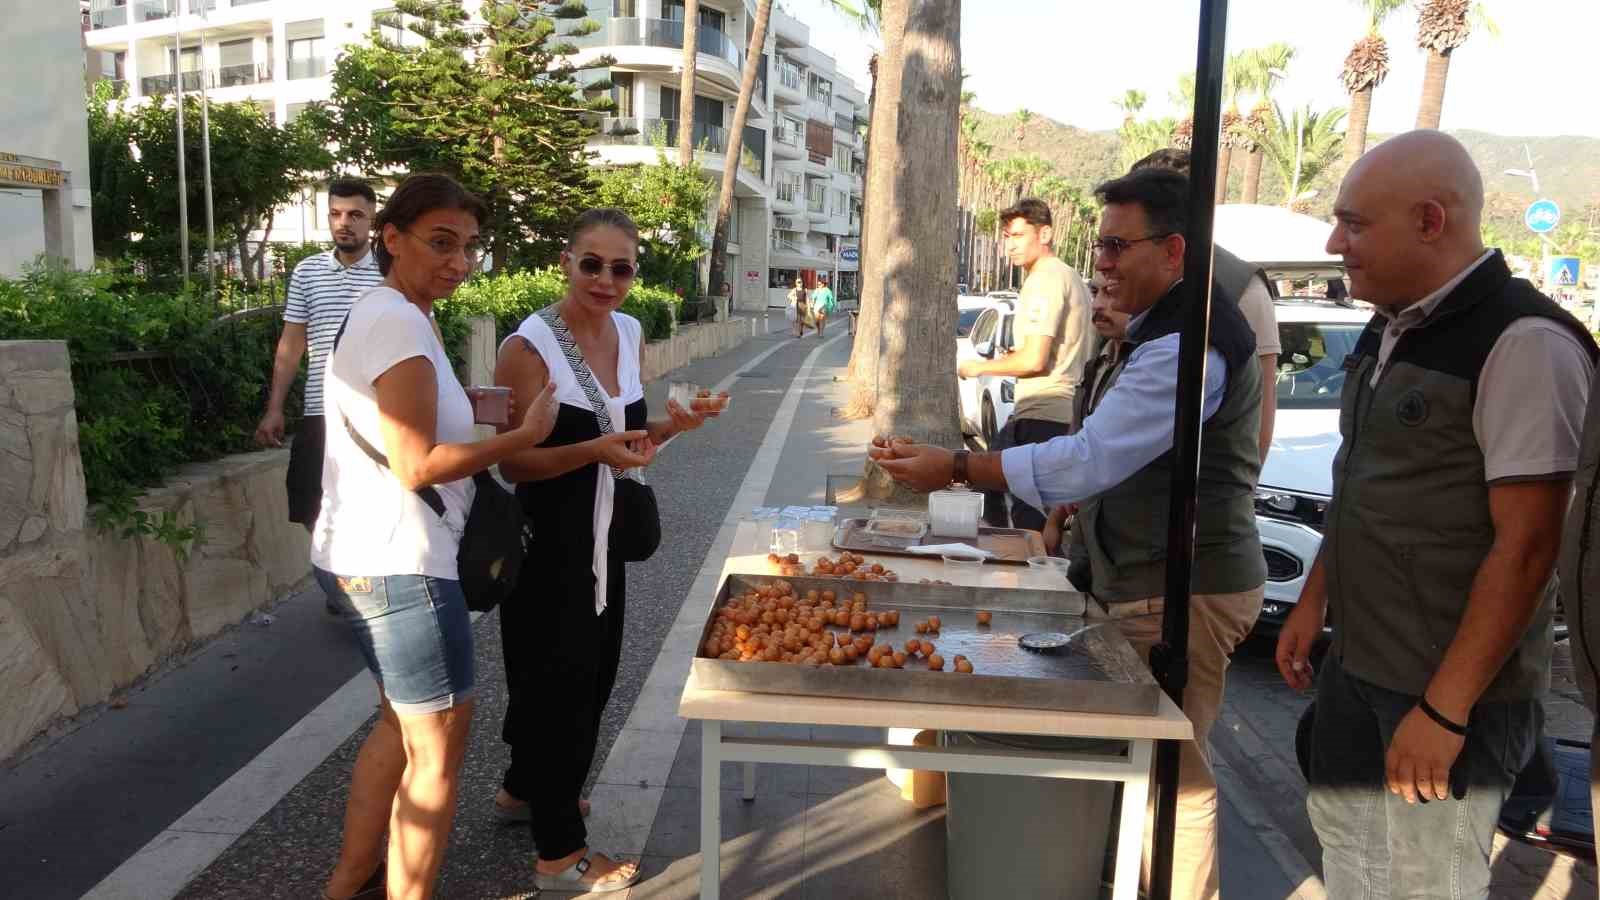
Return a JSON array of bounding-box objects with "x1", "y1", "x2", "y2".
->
[{"x1": 81, "y1": 328, "x2": 833, "y2": 900}]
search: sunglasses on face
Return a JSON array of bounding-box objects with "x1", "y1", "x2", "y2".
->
[
  {"x1": 1091, "y1": 233, "x2": 1173, "y2": 260},
  {"x1": 576, "y1": 256, "x2": 636, "y2": 280}
]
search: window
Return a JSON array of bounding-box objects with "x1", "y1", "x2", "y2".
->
[
  {"x1": 834, "y1": 190, "x2": 848, "y2": 216},
  {"x1": 957, "y1": 307, "x2": 984, "y2": 338},
  {"x1": 611, "y1": 71, "x2": 634, "y2": 118},
  {"x1": 808, "y1": 73, "x2": 831, "y2": 104},
  {"x1": 834, "y1": 112, "x2": 852, "y2": 132},
  {"x1": 612, "y1": 0, "x2": 635, "y2": 15},
  {"x1": 1276, "y1": 322, "x2": 1365, "y2": 410},
  {"x1": 770, "y1": 267, "x2": 800, "y2": 289},
  {"x1": 286, "y1": 19, "x2": 325, "y2": 79},
  {"x1": 807, "y1": 179, "x2": 826, "y2": 212},
  {"x1": 285, "y1": 101, "x2": 309, "y2": 123},
  {"x1": 834, "y1": 143, "x2": 851, "y2": 172},
  {"x1": 970, "y1": 310, "x2": 998, "y2": 347}
]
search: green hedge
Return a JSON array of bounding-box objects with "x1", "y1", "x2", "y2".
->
[
  {"x1": 0, "y1": 262, "x2": 288, "y2": 504},
  {"x1": 434, "y1": 267, "x2": 681, "y2": 355}
]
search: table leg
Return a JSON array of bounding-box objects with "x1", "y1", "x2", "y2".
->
[
  {"x1": 1112, "y1": 739, "x2": 1154, "y2": 900},
  {"x1": 742, "y1": 762, "x2": 756, "y2": 801},
  {"x1": 701, "y1": 721, "x2": 723, "y2": 900}
]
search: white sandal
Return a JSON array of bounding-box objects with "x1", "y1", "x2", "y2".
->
[{"x1": 532, "y1": 854, "x2": 641, "y2": 894}]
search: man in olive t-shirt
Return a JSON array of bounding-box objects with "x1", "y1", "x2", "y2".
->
[{"x1": 959, "y1": 198, "x2": 1093, "y2": 530}]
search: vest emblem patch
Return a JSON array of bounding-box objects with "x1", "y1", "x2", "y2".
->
[{"x1": 1396, "y1": 389, "x2": 1429, "y2": 427}]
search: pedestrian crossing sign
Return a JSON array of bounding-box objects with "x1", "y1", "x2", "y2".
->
[{"x1": 1548, "y1": 256, "x2": 1581, "y2": 288}]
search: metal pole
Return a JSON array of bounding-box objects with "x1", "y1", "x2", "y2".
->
[
  {"x1": 1149, "y1": 1, "x2": 1228, "y2": 899},
  {"x1": 198, "y1": 3, "x2": 216, "y2": 301},
  {"x1": 174, "y1": 5, "x2": 190, "y2": 283}
]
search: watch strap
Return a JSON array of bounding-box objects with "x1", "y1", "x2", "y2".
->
[{"x1": 952, "y1": 449, "x2": 970, "y2": 486}]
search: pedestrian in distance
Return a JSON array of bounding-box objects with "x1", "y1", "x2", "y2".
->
[
  {"x1": 957, "y1": 197, "x2": 1094, "y2": 532},
  {"x1": 811, "y1": 274, "x2": 837, "y2": 336},
  {"x1": 255, "y1": 178, "x2": 384, "y2": 535},
  {"x1": 491, "y1": 208, "x2": 722, "y2": 894},
  {"x1": 1275, "y1": 130, "x2": 1598, "y2": 900},
  {"x1": 876, "y1": 167, "x2": 1267, "y2": 900},
  {"x1": 788, "y1": 276, "x2": 809, "y2": 338},
  {"x1": 313, "y1": 173, "x2": 561, "y2": 900}
]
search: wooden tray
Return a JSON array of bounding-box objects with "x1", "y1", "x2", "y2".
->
[{"x1": 832, "y1": 517, "x2": 1046, "y2": 565}]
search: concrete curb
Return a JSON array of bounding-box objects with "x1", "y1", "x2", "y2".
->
[{"x1": 1211, "y1": 708, "x2": 1327, "y2": 899}]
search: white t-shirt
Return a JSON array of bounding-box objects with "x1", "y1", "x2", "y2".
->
[{"x1": 312, "y1": 286, "x2": 477, "y2": 579}]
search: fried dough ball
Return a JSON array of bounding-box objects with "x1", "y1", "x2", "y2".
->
[
  {"x1": 904, "y1": 639, "x2": 922, "y2": 655},
  {"x1": 919, "y1": 641, "x2": 935, "y2": 658},
  {"x1": 864, "y1": 615, "x2": 879, "y2": 632},
  {"x1": 829, "y1": 648, "x2": 846, "y2": 665},
  {"x1": 892, "y1": 651, "x2": 909, "y2": 667},
  {"x1": 954, "y1": 656, "x2": 974, "y2": 674},
  {"x1": 914, "y1": 622, "x2": 929, "y2": 635},
  {"x1": 927, "y1": 654, "x2": 945, "y2": 670},
  {"x1": 882, "y1": 610, "x2": 901, "y2": 627},
  {"x1": 869, "y1": 563, "x2": 885, "y2": 575},
  {"x1": 976, "y1": 611, "x2": 993, "y2": 626},
  {"x1": 928, "y1": 616, "x2": 942, "y2": 631},
  {"x1": 875, "y1": 655, "x2": 897, "y2": 669}
]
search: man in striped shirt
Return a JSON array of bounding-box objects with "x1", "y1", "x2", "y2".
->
[{"x1": 255, "y1": 178, "x2": 382, "y2": 532}]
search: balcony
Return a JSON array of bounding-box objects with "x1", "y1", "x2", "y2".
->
[
  {"x1": 771, "y1": 126, "x2": 802, "y2": 158},
  {"x1": 806, "y1": 194, "x2": 827, "y2": 221},
  {"x1": 140, "y1": 70, "x2": 204, "y2": 96},
  {"x1": 215, "y1": 61, "x2": 273, "y2": 88},
  {"x1": 774, "y1": 61, "x2": 803, "y2": 104},
  {"x1": 572, "y1": 19, "x2": 741, "y2": 72},
  {"x1": 774, "y1": 181, "x2": 802, "y2": 211},
  {"x1": 594, "y1": 117, "x2": 728, "y2": 155},
  {"x1": 89, "y1": 3, "x2": 128, "y2": 29},
  {"x1": 288, "y1": 56, "x2": 326, "y2": 80}
]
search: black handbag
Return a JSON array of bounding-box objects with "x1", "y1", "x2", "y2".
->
[
  {"x1": 333, "y1": 321, "x2": 527, "y2": 612},
  {"x1": 539, "y1": 308, "x2": 662, "y2": 563}
]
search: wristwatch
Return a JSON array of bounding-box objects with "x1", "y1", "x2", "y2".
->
[{"x1": 951, "y1": 449, "x2": 970, "y2": 486}]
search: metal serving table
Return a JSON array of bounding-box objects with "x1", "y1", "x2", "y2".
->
[{"x1": 678, "y1": 525, "x2": 1195, "y2": 900}]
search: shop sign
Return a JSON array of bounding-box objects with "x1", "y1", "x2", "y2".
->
[{"x1": 0, "y1": 152, "x2": 66, "y2": 189}]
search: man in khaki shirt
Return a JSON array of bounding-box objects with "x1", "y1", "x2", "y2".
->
[{"x1": 959, "y1": 197, "x2": 1093, "y2": 530}]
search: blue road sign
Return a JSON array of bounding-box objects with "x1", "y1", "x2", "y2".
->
[
  {"x1": 1526, "y1": 199, "x2": 1561, "y2": 234},
  {"x1": 1548, "y1": 256, "x2": 1581, "y2": 288}
]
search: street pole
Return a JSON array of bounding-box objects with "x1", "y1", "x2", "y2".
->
[
  {"x1": 198, "y1": 4, "x2": 216, "y2": 302},
  {"x1": 174, "y1": 7, "x2": 190, "y2": 283},
  {"x1": 1149, "y1": 1, "x2": 1228, "y2": 899}
]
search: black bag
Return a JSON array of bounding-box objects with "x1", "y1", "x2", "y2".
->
[
  {"x1": 539, "y1": 308, "x2": 662, "y2": 563},
  {"x1": 333, "y1": 321, "x2": 527, "y2": 612}
]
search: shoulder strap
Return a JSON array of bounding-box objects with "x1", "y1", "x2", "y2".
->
[
  {"x1": 538, "y1": 307, "x2": 626, "y2": 480},
  {"x1": 332, "y1": 316, "x2": 449, "y2": 518}
]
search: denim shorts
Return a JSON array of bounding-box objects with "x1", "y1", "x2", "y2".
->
[{"x1": 315, "y1": 568, "x2": 475, "y2": 716}]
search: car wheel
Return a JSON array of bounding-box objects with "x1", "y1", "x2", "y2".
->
[{"x1": 981, "y1": 396, "x2": 998, "y2": 450}]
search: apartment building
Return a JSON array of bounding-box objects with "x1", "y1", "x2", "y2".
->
[
  {"x1": 570, "y1": 1, "x2": 865, "y2": 310},
  {"x1": 81, "y1": 0, "x2": 866, "y2": 307}
]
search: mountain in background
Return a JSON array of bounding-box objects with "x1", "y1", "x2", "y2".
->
[{"x1": 963, "y1": 107, "x2": 1600, "y2": 234}]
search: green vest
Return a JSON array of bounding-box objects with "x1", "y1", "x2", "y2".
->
[
  {"x1": 1325, "y1": 252, "x2": 1599, "y2": 701},
  {"x1": 1077, "y1": 286, "x2": 1267, "y2": 604}
]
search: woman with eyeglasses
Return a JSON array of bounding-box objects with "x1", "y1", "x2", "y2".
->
[
  {"x1": 489, "y1": 208, "x2": 718, "y2": 893},
  {"x1": 313, "y1": 173, "x2": 561, "y2": 900}
]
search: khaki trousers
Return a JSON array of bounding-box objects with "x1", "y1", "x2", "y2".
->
[{"x1": 1090, "y1": 586, "x2": 1264, "y2": 900}]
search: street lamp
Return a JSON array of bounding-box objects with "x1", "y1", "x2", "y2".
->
[{"x1": 1502, "y1": 145, "x2": 1552, "y2": 277}]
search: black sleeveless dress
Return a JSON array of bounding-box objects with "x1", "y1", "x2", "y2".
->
[{"x1": 499, "y1": 393, "x2": 648, "y2": 860}]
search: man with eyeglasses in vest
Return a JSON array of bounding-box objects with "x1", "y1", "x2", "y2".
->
[
  {"x1": 874, "y1": 166, "x2": 1266, "y2": 899},
  {"x1": 1276, "y1": 130, "x2": 1596, "y2": 898}
]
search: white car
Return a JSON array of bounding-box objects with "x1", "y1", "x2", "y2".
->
[
  {"x1": 956, "y1": 297, "x2": 1016, "y2": 447},
  {"x1": 1252, "y1": 299, "x2": 1372, "y2": 634}
]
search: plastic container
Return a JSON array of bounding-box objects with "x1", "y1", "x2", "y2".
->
[
  {"x1": 467, "y1": 385, "x2": 512, "y2": 426},
  {"x1": 929, "y1": 486, "x2": 984, "y2": 538},
  {"x1": 945, "y1": 730, "x2": 1119, "y2": 900},
  {"x1": 1027, "y1": 555, "x2": 1072, "y2": 578},
  {"x1": 941, "y1": 551, "x2": 986, "y2": 570},
  {"x1": 863, "y1": 517, "x2": 930, "y2": 541},
  {"x1": 801, "y1": 509, "x2": 836, "y2": 552}
]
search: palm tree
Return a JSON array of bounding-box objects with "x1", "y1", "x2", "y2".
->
[
  {"x1": 1113, "y1": 89, "x2": 1147, "y2": 126},
  {"x1": 704, "y1": 0, "x2": 773, "y2": 306},
  {"x1": 1341, "y1": 0, "x2": 1408, "y2": 165},
  {"x1": 1170, "y1": 72, "x2": 1196, "y2": 151},
  {"x1": 1119, "y1": 117, "x2": 1176, "y2": 171},
  {"x1": 1415, "y1": 0, "x2": 1493, "y2": 129},
  {"x1": 1240, "y1": 43, "x2": 1296, "y2": 204},
  {"x1": 677, "y1": 0, "x2": 700, "y2": 167},
  {"x1": 1013, "y1": 108, "x2": 1034, "y2": 150},
  {"x1": 1217, "y1": 53, "x2": 1254, "y2": 204},
  {"x1": 1261, "y1": 102, "x2": 1348, "y2": 211}
]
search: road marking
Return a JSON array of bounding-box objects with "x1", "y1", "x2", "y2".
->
[
  {"x1": 588, "y1": 332, "x2": 849, "y2": 859},
  {"x1": 79, "y1": 327, "x2": 834, "y2": 900}
]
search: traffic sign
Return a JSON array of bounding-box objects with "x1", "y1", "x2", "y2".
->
[
  {"x1": 1548, "y1": 256, "x2": 1581, "y2": 288},
  {"x1": 1525, "y1": 199, "x2": 1561, "y2": 234}
]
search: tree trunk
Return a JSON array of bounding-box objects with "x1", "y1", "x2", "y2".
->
[
  {"x1": 844, "y1": 9, "x2": 909, "y2": 418},
  {"x1": 1215, "y1": 144, "x2": 1232, "y2": 205},
  {"x1": 865, "y1": 0, "x2": 962, "y2": 502},
  {"x1": 1343, "y1": 86, "x2": 1373, "y2": 166},
  {"x1": 1416, "y1": 48, "x2": 1451, "y2": 130},
  {"x1": 1242, "y1": 150, "x2": 1265, "y2": 205},
  {"x1": 705, "y1": 0, "x2": 772, "y2": 307},
  {"x1": 677, "y1": 0, "x2": 699, "y2": 168}
]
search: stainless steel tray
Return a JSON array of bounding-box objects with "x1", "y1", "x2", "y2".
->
[
  {"x1": 832, "y1": 517, "x2": 1047, "y2": 564},
  {"x1": 691, "y1": 574, "x2": 1159, "y2": 716}
]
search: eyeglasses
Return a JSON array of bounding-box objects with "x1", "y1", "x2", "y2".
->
[
  {"x1": 404, "y1": 229, "x2": 484, "y2": 267},
  {"x1": 1091, "y1": 233, "x2": 1173, "y2": 260},
  {"x1": 576, "y1": 256, "x2": 637, "y2": 281}
]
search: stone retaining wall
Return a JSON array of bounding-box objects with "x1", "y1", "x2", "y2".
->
[{"x1": 0, "y1": 316, "x2": 772, "y2": 761}]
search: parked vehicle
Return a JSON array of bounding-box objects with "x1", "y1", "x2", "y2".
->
[
  {"x1": 956, "y1": 297, "x2": 1016, "y2": 447},
  {"x1": 1252, "y1": 299, "x2": 1371, "y2": 635}
]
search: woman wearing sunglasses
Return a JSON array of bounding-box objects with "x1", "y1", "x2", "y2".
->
[
  {"x1": 788, "y1": 276, "x2": 809, "y2": 338},
  {"x1": 489, "y1": 208, "x2": 719, "y2": 893},
  {"x1": 314, "y1": 173, "x2": 561, "y2": 900}
]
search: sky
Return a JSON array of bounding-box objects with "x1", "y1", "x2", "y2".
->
[{"x1": 780, "y1": 0, "x2": 1600, "y2": 138}]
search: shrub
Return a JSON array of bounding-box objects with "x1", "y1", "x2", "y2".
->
[{"x1": 434, "y1": 267, "x2": 681, "y2": 358}]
